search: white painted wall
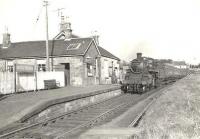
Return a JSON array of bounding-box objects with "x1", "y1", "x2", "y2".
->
[
  {"x1": 174, "y1": 65, "x2": 187, "y2": 69},
  {"x1": 37, "y1": 72, "x2": 65, "y2": 89},
  {"x1": 18, "y1": 71, "x2": 65, "y2": 91}
]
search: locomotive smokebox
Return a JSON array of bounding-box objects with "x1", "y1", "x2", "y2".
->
[{"x1": 137, "y1": 53, "x2": 142, "y2": 60}]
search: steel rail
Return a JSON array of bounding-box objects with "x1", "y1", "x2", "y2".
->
[
  {"x1": 127, "y1": 77, "x2": 180, "y2": 128},
  {"x1": 55, "y1": 102, "x2": 128, "y2": 139},
  {"x1": 128, "y1": 91, "x2": 164, "y2": 127}
]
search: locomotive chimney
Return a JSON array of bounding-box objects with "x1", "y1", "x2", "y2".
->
[{"x1": 137, "y1": 53, "x2": 142, "y2": 60}]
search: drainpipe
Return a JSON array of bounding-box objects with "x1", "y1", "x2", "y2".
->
[{"x1": 97, "y1": 56, "x2": 101, "y2": 84}]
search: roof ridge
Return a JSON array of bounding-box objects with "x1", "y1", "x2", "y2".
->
[
  {"x1": 0, "y1": 37, "x2": 93, "y2": 45},
  {"x1": 10, "y1": 40, "x2": 46, "y2": 44},
  {"x1": 98, "y1": 46, "x2": 120, "y2": 60},
  {"x1": 68, "y1": 37, "x2": 93, "y2": 40},
  {"x1": 2, "y1": 39, "x2": 65, "y2": 45}
]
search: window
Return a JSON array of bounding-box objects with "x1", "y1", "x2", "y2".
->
[
  {"x1": 67, "y1": 43, "x2": 81, "y2": 50},
  {"x1": 7, "y1": 60, "x2": 13, "y2": 72},
  {"x1": 8, "y1": 65, "x2": 13, "y2": 72},
  {"x1": 108, "y1": 61, "x2": 114, "y2": 77},
  {"x1": 87, "y1": 63, "x2": 93, "y2": 76},
  {"x1": 109, "y1": 67, "x2": 112, "y2": 77},
  {"x1": 95, "y1": 58, "x2": 99, "y2": 77},
  {"x1": 38, "y1": 64, "x2": 46, "y2": 72},
  {"x1": 104, "y1": 60, "x2": 109, "y2": 77}
]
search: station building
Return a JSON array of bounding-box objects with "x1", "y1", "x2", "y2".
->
[
  {"x1": 172, "y1": 61, "x2": 188, "y2": 69},
  {"x1": 0, "y1": 16, "x2": 120, "y2": 86}
]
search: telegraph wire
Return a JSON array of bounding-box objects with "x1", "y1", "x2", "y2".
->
[{"x1": 36, "y1": 5, "x2": 44, "y2": 23}]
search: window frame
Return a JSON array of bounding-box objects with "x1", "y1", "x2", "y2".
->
[
  {"x1": 7, "y1": 65, "x2": 13, "y2": 72},
  {"x1": 87, "y1": 63, "x2": 93, "y2": 77},
  {"x1": 37, "y1": 64, "x2": 46, "y2": 72}
]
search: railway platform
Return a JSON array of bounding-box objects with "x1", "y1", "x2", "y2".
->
[{"x1": 0, "y1": 84, "x2": 120, "y2": 131}]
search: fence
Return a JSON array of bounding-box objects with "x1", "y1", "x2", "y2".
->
[{"x1": 0, "y1": 72, "x2": 14, "y2": 94}]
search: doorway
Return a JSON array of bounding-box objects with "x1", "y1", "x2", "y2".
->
[{"x1": 62, "y1": 63, "x2": 70, "y2": 86}]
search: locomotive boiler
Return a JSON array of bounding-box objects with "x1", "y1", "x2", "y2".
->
[{"x1": 121, "y1": 53, "x2": 158, "y2": 94}]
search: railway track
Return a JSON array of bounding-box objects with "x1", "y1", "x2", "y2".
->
[
  {"x1": 128, "y1": 77, "x2": 182, "y2": 128},
  {"x1": 0, "y1": 94, "x2": 139, "y2": 139},
  {"x1": 128, "y1": 91, "x2": 162, "y2": 128},
  {"x1": 0, "y1": 78, "x2": 180, "y2": 139},
  {"x1": 0, "y1": 90, "x2": 161, "y2": 139}
]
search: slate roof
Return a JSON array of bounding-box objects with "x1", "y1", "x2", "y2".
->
[
  {"x1": 0, "y1": 38, "x2": 92, "y2": 59},
  {"x1": 98, "y1": 46, "x2": 120, "y2": 60},
  {"x1": 173, "y1": 61, "x2": 186, "y2": 65},
  {"x1": 0, "y1": 38, "x2": 120, "y2": 61}
]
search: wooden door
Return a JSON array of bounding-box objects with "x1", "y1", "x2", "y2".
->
[{"x1": 64, "y1": 63, "x2": 70, "y2": 86}]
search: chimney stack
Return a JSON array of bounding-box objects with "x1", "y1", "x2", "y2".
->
[
  {"x1": 60, "y1": 16, "x2": 72, "y2": 40},
  {"x1": 93, "y1": 35, "x2": 99, "y2": 46},
  {"x1": 92, "y1": 31, "x2": 99, "y2": 46},
  {"x1": 137, "y1": 52, "x2": 142, "y2": 60},
  {"x1": 2, "y1": 32, "x2": 11, "y2": 49},
  {"x1": 61, "y1": 16, "x2": 65, "y2": 23}
]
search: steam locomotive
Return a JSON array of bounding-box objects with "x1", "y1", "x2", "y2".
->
[
  {"x1": 121, "y1": 53, "x2": 158, "y2": 94},
  {"x1": 121, "y1": 53, "x2": 188, "y2": 94}
]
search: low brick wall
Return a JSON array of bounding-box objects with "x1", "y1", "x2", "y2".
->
[
  {"x1": 25, "y1": 89, "x2": 121, "y2": 123},
  {"x1": 79, "y1": 128, "x2": 141, "y2": 139}
]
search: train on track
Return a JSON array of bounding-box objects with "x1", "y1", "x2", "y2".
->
[{"x1": 121, "y1": 53, "x2": 188, "y2": 94}]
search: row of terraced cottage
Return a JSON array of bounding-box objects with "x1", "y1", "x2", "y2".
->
[{"x1": 0, "y1": 16, "x2": 121, "y2": 94}]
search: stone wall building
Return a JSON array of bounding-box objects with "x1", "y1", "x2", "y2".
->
[{"x1": 0, "y1": 16, "x2": 120, "y2": 86}]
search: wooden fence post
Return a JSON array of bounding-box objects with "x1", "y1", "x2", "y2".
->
[
  {"x1": 13, "y1": 64, "x2": 16, "y2": 93},
  {"x1": 34, "y1": 64, "x2": 38, "y2": 92}
]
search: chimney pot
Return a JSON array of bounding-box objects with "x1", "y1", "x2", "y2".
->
[
  {"x1": 2, "y1": 33, "x2": 11, "y2": 48},
  {"x1": 61, "y1": 16, "x2": 65, "y2": 24},
  {"x1": 60, "y1": 16, "x2": 72, "y2": 39},
  {"x1": 92, "y1": 31, "x2": 99, "y2": 46}
]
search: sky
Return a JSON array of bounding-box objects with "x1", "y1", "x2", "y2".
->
[{"x1": 1, "y1": 0, "x2": 200, "y2": 64}]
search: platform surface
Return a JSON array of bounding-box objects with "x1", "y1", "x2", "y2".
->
[{"x1": 0, "y1": 84, "x2": 120, "y2": 130}]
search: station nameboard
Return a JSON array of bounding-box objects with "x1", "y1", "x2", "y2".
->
[{"x1": 16, "y1": 64, "x2": 34, "y2": 73}]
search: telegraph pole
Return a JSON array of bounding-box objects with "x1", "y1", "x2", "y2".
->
[
  {"x1": 44, "y1": 1, "x2": 50, "y2": 71},
  {"x1": 54, "y1": 8, "x2": 65, "y2": 17}
]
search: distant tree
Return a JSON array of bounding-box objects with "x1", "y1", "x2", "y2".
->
[
  {"x1": 120, "y1": 60, "x2": 129, "y2": 66},
  {"x1": 198, "y1": 63, "x2": 200, "y2": 68},
  {"x1": 158, "y1": 59, "x2": 172, "y2": 64}
]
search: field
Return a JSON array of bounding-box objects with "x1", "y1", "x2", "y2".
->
[{"x1": 136, "y1": 74, "x2": 200, "y2": 139}]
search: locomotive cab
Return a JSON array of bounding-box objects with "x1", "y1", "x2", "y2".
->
[{"x1": 148, "y1": 70, "x2": 159, "y2": 88}]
